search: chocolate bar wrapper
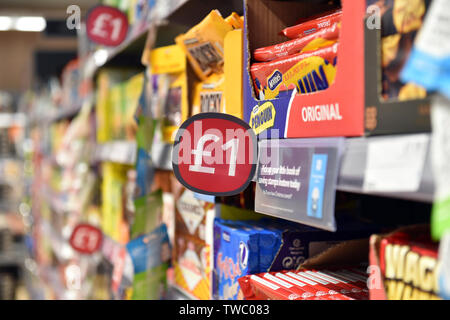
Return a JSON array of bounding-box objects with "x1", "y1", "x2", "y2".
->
[
  {"x1": 308, "y1": 270, "x2": 368, "y2": 299},
  {"x1": 262, "y1": 273, "x2": 313, "y2": 299},
  {"x1": 238, "y1": 274, "x2": 304, "y2": 300},
  {"x1": 273, "y1": 272, "x2": 326, "y2": 300},
  {"x1": 322, "y1": 269, "x2": 369, "y2": 294},
  {"x1": 284, "y1": 271, "x2": 350, "y2": 300},
  {"x1": 299, "y1": 271, "x2": 365, "y2": 300}
]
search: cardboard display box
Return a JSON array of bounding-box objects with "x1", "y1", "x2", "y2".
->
[
  {"x1": 368, "y1": 225, "x2": 440, "y2": 300},
  {"x1": 363, "y1": 7, "x2": 431, "y2": 135},
  {"x1": 242, "y1": 0, "x2": 430, "y2": 138},
  {"x1": 243, "y1": 0, "x2": 365, "y2": 139}
]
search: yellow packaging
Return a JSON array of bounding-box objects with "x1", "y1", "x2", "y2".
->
[
  {"x1": 173, "y1": 190, "x2": 215, "y2": 300},
  {"x1": 96, "y1": 69, "x2": 137, "y2": 143},
  {"x1": 191, "y1": 73, "x2": 225, "y2": 115},
  {"x1": 101, "y1": 162, "x2": 129, "y2": 244},
  {"x1": 97, "y1": 72, "x2": 112, "y2": 143},
  {"x1": 175, "y1": 10, "x2": 232, "y2": 80},
  {"x1": 110, "y1": 84, "x2": 123, "y2": 140},
  {"x1": 128, "y1": 0, "x2": 138, "y2": 25},
  {"x1": 123, "y1": 73, "x2": 144, "y2": 140},
  {"x1": 224, "y1": 29, "x2": 243, "y2": 118},
  {"x1": 150, "y1": 45, "x2": 188, "y2": 142},
  {"x1": 225, "y1": 12, "x2": 243, "y2": 29}
]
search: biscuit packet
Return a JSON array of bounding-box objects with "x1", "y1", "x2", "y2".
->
[
  {"x1": 251, "y1": 43, "x2": 338, "y2": 100},
  {"x1": 150, "y1": 44, "x2": 188, "y2": 143},
  {"x1": 225, "y1": 12, "x2": 244, "y2": 30},
  {"x1": 281, "y1": 10, "x2": 342, "y2": 39},
  {"x1": 175, "y1": 10, "x2": 233, "y2": 80},
  {"x1": 254, "y1": 22, "x2": 340, "y2": 62},
  {"x1": 191, "y1": 73, "x2": 226, "y2": 115}
]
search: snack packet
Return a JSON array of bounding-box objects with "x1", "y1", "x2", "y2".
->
[
  {"x1": 281, "y1": 10, "x2": 342, "y2": 39},
  {"x1": 175, "y1": 10, "x2": 232, "y2": 80},
  {"x1": 251, "y1": 43, "x2": 338, "y2": 100},
  {"x1": 225, "y1": 12, "x2": 244, "y2": 30},
  {"x1": 254, "y1": 22, "x2": 340, "y2": 62},
  {"x1": 191, "y1": 73, "x2": 225, "y2": 115}
]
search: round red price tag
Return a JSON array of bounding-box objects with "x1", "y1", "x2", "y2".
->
[
  {"x1": 69, "y1": 224, "x2": 103, "y2": 255},
  {"x1": 172, "y1": 113, "x2": 257, "y2": 196},
  {"x1": 86, "y1": 5, "x2": 128, "y2": 47}
]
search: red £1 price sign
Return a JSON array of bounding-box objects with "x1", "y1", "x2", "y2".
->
[
  {"x1": 86, "y1": 6, "x2": 128, "y2": 47},
  {"x1": 172, "y1": 113, "x2": 257, "y2": 196},
  {"x1": 69, "y1": 224, "x2": 103, "y2": 255}
]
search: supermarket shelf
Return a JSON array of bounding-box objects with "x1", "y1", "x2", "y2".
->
[
  {"x1": 49, "y1": 104, "x2": 83, "y2": 123},
  {"x1": 84, "y1": 0, "x2": 191, "y2": 78},
  {"x1": 0, "y1": 243, "x2": 27, "y2": 267},
  {"x1": 337, "y1": 134, "x2": 434, "y2": 203},
  {"x1": 152, "y1": 134, "x2": 434, "y2": 202},
  {"x1": 166, "y1": 285, "x2": 195, "y2": 300},
  {"x1": 28, "y1": 103, "x2": 82, "y2": 127},
  {"x1": 152, "y1": 141, "x2": 173, "y2": 170},
  {"x1": 83, "y1": 23, "x2": 150, "y2": 78},
  {"x1": 0, "y1": 113, "x2": 26, "y2": 128},
  {"x1": 95, "y1": 141, "x2": 137, "y2": 165},
  {"x1": 84, "y1": 0, "x2": 243, "y2": 78}
]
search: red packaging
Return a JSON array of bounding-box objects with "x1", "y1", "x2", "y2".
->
[
  {"x1": 284, "y1": 272, "x2": 351, "y2": 300},
  {"x1": 323, "y1": 269, "x2": 369, "y2": 294},
  {"x1": 238, "y1": 275, "x2": 303, "y2": 300},
  {"x1": 251, "y1": 43, "x2": 338, "y2": 100},
  {"x1": 261, "y1": 273, "x2": 312, "y2": 300},
  {"x1": 281, "y1": 10, "x2": 342, "y2": 39},
  {"x1": 309, "y1": 270, "x2": 367, "y2": 298},
  {"x1": 303, "y1": 271, "x2": 367, "y2": 300},
  {"x1": 377, "y1": 228, "x2": 440, "y2": 300},
  {"x1": 254, "y1": 22, "x2": 340, "y2": 62},
  {"x1": 274, "y1": 272, "x2": 328, "y2": 300}
]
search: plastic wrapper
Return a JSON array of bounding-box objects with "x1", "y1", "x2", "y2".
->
[
  {"x1": 238, "y1": 268, "x2": 369, "y2": 300},
  {"x1": 367, "y1": 0, "x2": 430, "y2": 100},
  {"x1": 251, "y1": 43, "x2": 338, "y2": 100},
  {"x1": 225, "y1": 12, "x2": 244, "y2": 30},
  {"x1": 281, "y1": 10, "x2": 342, "y2": 39},
  {"x1": 191, "y1": 73, "x2": 225, "y2": 115},
  {"x1": 175, "y1": 10, "x2": 232, "y2": 80},
  {"x1": 254, "y1": 22, "x2": 340, "y2": 62}
]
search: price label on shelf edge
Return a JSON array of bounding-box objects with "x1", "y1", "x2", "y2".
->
[
  {"x1": 255, "y1": 138, "x2": 345, "y2": 232},
  {"x1": 86, "y1": 5, "x2": 129, "y2": 47},
  {"x1": 363, "y1": 134, "x2": 430, "y2": 193},
  {"x1": 172, "y1": 113, "x2": 257, "y2": 196}
]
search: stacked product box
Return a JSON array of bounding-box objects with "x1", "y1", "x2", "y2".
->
[
  {"x1": 238, "y1": 267, "x2": 369, "y2": 300},
  {"x1": 213, "y1": 214, "x2": 379, "y2": 300},
  {"x1": 173, "y1": 189, "x2": 216, "y2": 300},
  {"x1": 243, "y1": 0, "x2": 431, "y2": 138},
  {"x1": 369, "y1": 224, "x2": 441, "y2": 300},
  {"x1": 175, "y1": 9, "x2": 245, "y2": 119}
]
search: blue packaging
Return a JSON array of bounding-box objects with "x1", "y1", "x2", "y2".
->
[
  {"x1": 214, "y1": 219, "x2": 260, "y2": 300},
  {"x1": 126, "y1": 224, "x2": 171, "y2": 274},
  {"x1": 228, "y1": 220, "x2": 282, "y2": 272}
]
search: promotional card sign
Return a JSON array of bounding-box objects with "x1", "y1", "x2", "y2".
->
[
  {"x1": 172, "y1": 113, "x2": 257, "y2": 196},
  {"x1": 69, "y1": 223, "x2": 103, "y2": 255},
  {"x1": 86, "y1": 5, "x2": 129, "y2": 47},
  {"x1": 255, "y1": 138, "x2": 345, "y2": 231}
]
